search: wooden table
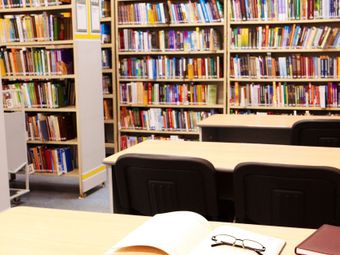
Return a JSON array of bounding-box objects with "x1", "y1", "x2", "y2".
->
[
  {"x1": 198, "y1": 114, "x2": 340, "y2": 144},
  {"x1": 103, "y1": 140, "x2": 340, "y2": 172},
  {"x1": 0, "y1": 206, "x2": 315, "y2": 255},
  {"x1": 103, "y1": 140, "x2": 340, "y2": 213}
]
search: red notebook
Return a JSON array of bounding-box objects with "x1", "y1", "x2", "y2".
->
[{"x1": 295, "y1": 224, "x2": 340, "y2": 255}]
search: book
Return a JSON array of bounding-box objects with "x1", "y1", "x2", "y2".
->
[
  {"x1": 105, "y1": 211, "x2": 285, "y2": 255},
  {"x1": 295, "y1": 224, "x2": 340, "y2": 255}
]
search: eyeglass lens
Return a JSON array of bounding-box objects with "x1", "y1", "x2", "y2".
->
[{"x1": 212, "y1": 234, "x2": 265, "y2": 251}]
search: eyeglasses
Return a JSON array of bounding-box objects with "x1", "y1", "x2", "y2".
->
[{"x1": 211, "y1": 234, "x2": 266, "y2": 255}]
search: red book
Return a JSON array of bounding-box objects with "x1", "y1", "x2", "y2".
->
[
  {"x1": 148, "y1": 82, "x2": 152, "y2": 104},
  {"x1": 295, "y1": 224, "x2": 340, "y2": 255}
]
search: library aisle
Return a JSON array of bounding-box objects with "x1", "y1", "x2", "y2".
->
[{"x1": 11, "y1": 175, "x2": 110, "y2": 213}]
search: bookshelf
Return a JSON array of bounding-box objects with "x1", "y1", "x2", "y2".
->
[
  {"x1": 227, "y1": 0, "x2": 340, "y2": 115},
  {"x1": 101, "y1": 0, "x2": 116, "y2": 155},
  {"x1": 0, "y1": 0, "x2": 106, "y2": 197},
  {"x1": 115, "y1": 0, "x2": 227, "y2": 150}
]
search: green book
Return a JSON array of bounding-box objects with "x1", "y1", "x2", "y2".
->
[{"x1": 207, "y1": 84, "x2": 217, "y2": 105}]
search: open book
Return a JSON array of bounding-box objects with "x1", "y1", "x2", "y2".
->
[{"x1": 105, "y1": 211, "x2": 285, "y2": 255}]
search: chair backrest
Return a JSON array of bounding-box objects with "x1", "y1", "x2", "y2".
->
[
  {"x1": 114, "y1": 153, "x2": 219, "y2": 220},
  {"x1": 291, "y1": 119, "x2": 340, "y2": 147},
  {"x1": 234, "y1": 162, "x2": 340, "y2": 228}
]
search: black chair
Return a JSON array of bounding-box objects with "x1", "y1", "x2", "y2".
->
[
  {"x1": 291, "y1": 119, "x2": 340, "y2": 147},
  {"x1": 113, "y1": 153, "x2": 219, "y2": 220},
  {"x1": 234, "y1": 162, "x2": 340, "y2": 228}
]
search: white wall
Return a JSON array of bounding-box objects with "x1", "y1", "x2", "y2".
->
[{"x1": 0, "y1": 84, "x2": 10, "y2": 211}]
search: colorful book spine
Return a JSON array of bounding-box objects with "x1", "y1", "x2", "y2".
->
[
  {"x1": 120, "y1": 107, "x2": 216, "y2": 131},
  {"x1": 120, "y1": 56, "x2": 221, "y2": 79},
  {"x1": 230, "y1": 54, "x2": 340, "y2": 78},
  {"x1": 230, "y1": 0, "x2": 340, "y2": 21},
  {"x1": 229, "y1": 81, "x2": 340, "y2": 108}
]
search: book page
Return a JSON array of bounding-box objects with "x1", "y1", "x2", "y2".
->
[
  {"x1": 105, "y1": 211, "x2": 212, "y2": 255},
  {"x1": 188, "y1": 225, "x2": 286, "y2": 255}
]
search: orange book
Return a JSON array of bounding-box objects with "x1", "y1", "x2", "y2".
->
[
  {"x1": 187, "y1": 63, "x2": 194, "y2": 79},
  {"x1": 264, "y1": 25, "x2": 269, "y2": 48},
  {"x1": 0, "y1": 56, "x2": 6, "y2": 76}
]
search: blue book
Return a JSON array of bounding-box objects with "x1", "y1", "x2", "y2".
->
[
  {"x1": 62, "y1": 147, "x2": 73, "y2": 172},
  {"x1": 199, "y1": 0, "x2": 209, "y2": 22}
]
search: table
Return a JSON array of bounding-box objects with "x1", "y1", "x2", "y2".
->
[
  {"x1": 198, "y1": 114, "x2": 340, "y2": 144},
  {"x1": 0, "y1": 206, "x2": 315, "y2": 255},
  {"x1": 103, "y1": 140, "x2": 340, "y2": 213},
  {"x1": 103, "y1": 140, "x2": 340, "y2": 172}
]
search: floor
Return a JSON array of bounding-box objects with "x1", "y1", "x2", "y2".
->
[{"x1": 10, "y1": 174, "x2": 111, "y2": 213}]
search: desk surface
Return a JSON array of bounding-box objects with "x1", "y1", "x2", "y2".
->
[
  {"x1": 103, "y1": 140, "x2": 340, "y2": 172},
  {"x1": 197, "y1": 114, "x2": 340, "y2": 128},
  {"x1": 0, "y1": 206, "x2": 315, "y2": 255}
]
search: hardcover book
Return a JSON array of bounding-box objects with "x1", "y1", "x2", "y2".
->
[{"x1": 295, "y1": 224, "x2": 340, "y2": 255}]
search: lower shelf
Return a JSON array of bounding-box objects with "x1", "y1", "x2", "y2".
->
[{"x1": 32, "y1": 168, "x2": 79, "y2": 177}]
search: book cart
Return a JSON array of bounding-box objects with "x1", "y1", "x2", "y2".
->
[{"x1": 0, "y1": 0, "x2": 106, "y2": 197}]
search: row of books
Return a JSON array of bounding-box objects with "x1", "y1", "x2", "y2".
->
[
  {"x1": 0, "y1": 0, "x2": 69, "y2": 9},
  {"x1": 118, "y1": 0, "x2": 223, "y2": 25},
  {"x1": 229, "y1": 82, "x2": 340, "y2": 108},
  {"x1": 118, "y1": 28, "x2": 221, "y2": 52},
  {"x1": 0, "y1": 48, "x2": 73, "y2": 76},
  {"x1": 120, "y1": 107, "x2": 216, "y2": 131},
  {"x1": 0, "y1": 13, "x2": 72, "y2": 43},
  {"x1": 230, "y1": 0, "x2": 340, "y2": 21},
  {"x1": 101, "y1": 23, "x2": 111, "y2": 44},
  {"x1": 3, "y1": 81, "x2": 74, "y2": 109},
  {"x1": 120, "y1": 134, "x2": 187, "y2": 150},
  {"x1": 168, "y1": 0, "x2": 224, "y2": 23},
  {"x1": 102, "y1": 75, "x2": 112, "y2": 94},
  {"x1": 100, "y1": 0, "x2": 110, "y2": 18},
  {"x1": 119, "y1": 82, "x2": 218, "y2": 105},
  {"x1": 2, "y1": 86, "x2": 22, "y2": 109},
  {"x1": 103, "y1": 99, "x2": 113, "y2": 120},
  {"x1": 28, "y1": 145, "x2": 73, "y2": 174},
  {"x1": 26, "y1": 113, "x2": 75, "y2": 141},
  {"x1": 119, "y1": 56, "x2": 221, "y2": 79},
  {"x1": 230, "y1": 25, "x2": 340, "y2": 49},
  {"x1": 230, "y1": 54, "x2": 340, "y2": 78},
  {"x1": 102, "y1": 48, "x2": 111, "y2": 69}
]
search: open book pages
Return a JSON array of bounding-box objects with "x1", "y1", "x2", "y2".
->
[{"x1": 105, "y1": 211, "x2": 285, "y2": 255}]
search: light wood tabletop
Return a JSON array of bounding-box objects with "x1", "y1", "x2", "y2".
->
[
  {"x1": 103, "y1": 140, "x2": 340, "y2": 172},
  {"x1": 0, "y1": 206, "x2": 316, "y2": 255},
  {"x1": 197, "y1": 114, "x2": 340, "y2": 128}
]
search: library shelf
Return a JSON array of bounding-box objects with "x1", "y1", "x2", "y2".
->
[
  {"x1": 120, "y1": 129, "x2": 200, "y2": 135},
  {"x1": 0, "y1": 1, "x2": 106, "y2": 197},
  {"x1": 115, "y1": 0, "x2": 227, "y2": 150},
  {"x1": 0, "y1": 4, "x2": 72, "y2": 13},
  {"x1": 227, "y1": 0, "x2": 340, "y2": 115},
  {"x1": 101, "y1": 0, "x2": 117, "y2": 154},
  {"x1": 24, "y1": 106, "x2": 77, "y2": 112},
  {"x1": 120, "y1": 104, "x2": 224, "y2": 109}
]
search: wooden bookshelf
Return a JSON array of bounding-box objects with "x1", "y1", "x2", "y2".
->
[
  {"x1": 101, "y1": 0, "x2": 117, "y2": 154},
  {"x1": 227, "y1": 0, "x2": 340, "y2": 115},
  {"x1": 115, "y1": 0, "x2": 227, "y2": 150},
  {"x1": 0, "y1": 1, "x2": 106, "y2": 197}
]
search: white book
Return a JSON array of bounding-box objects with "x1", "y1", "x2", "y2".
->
[{"x1": 105, "y1": 211, "x2": 285, "y2": 255}]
